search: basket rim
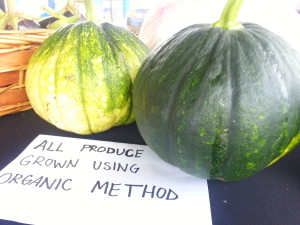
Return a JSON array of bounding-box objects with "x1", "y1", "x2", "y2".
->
[
  {"x1": 0, "y1": 44, "x2": 38, "y2": 54},
  {"x1": 0, "y1": 29, "x2": 53, "y2": 34}
]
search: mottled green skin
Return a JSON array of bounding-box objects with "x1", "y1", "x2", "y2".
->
[
  {"x1": 26, "y1": 21, "x2": 149, "y2": 134},
  {"x1": 133, "y1": 23, "x2": 300, "y2": 181}
]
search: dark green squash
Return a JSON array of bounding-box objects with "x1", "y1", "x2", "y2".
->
[{"x1": 133, "y1": 0, "x2": 300, "y2": 180}]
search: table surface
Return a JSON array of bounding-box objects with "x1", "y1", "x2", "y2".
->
[{"x1": 1, "y1": 109, "x2": 300, "y2": 225}]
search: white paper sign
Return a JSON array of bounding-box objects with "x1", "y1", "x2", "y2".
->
[{"x1": 0, "y1": 134, "x2": 212, "y2": 225}]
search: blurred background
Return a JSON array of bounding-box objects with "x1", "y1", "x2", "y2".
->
[
  {"x1": 0, "y1": 0, "x2": 299, "y2": 34},
  {"x1": 0, "y1": 0, "x2": 154, "y2": 34}
]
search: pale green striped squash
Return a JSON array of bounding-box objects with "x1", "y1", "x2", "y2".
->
[{"x1": 26, "y1": 21, "x2": 149, "y2": 134}]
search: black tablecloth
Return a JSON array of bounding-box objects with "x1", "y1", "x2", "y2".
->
[{"x1": 1, "y1": 110, "x2": 300, "y2": 225}]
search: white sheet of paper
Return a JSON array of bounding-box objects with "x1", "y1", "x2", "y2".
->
[{"x1": 0, "y1": 134, "x2": 212, "y2": 225}]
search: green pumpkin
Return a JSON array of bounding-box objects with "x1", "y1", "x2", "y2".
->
[
  {"x1": 133, "y1": 0, "x2": 300, "y2": 180},
  {"x1": 26, "y1": 21, "x2": 149, "y2": 134}
]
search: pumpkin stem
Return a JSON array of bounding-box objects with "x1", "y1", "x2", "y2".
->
[
  {"x1": 212, "y1": 0, "x2": 244, "y2": 30},
  {"x1": 42, "y1": 0, "x2": 81, "y2": 29},
  {"x1": 5, "y1": 0, "x2": 19, "y2": 29},
  {"x1": 84, "y1": 0, "x2": 97, "y2": 22},
  {"x1": 2, "y1": 0, "x2": 37, "y2": 30}
]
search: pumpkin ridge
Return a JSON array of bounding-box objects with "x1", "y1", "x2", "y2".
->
[
  {"x1": 29, "y1": 25, "x2": 71, "y2": 113},
  {"x1": 231, "y1": 30, "x2": 280, "y2": 179},
  {"x1": 221, "y1": 27, "x2": 300, "y2": 180},
  {"x1": 184, "y1": 28, "x2": 228, "y2": 178},
  {"x1": 112, "y1": 35, "x2": 135, "y2": 125},
  {"x1": 169, "y1": 27, "x2": 229, "y2": 174},
  {"x1": 256, "y1": 28, "x2": 300, "y2": 161},
  {"x1": 250, "y1": 29, "x2": 291, "y2": 161},
  {"x1": 74, "y1": 23, "x2": 93, "y2": 133},
  {"x1": 32, "y1": 24, "x2": 74, "y2": 64},
  {"x1": 163, "y1": 27, "x2": 214, "y2": 168},
  {"x1": 53, "y1": 33, "x2": 70, "y2": 129},
  {"x1": 221, "y1": 31, "x2": 254, "y2": 179},
  {"x1": 61, "y1": 25, "x2": 83, "y2": 131},
  {"x1": 39, "y1": 26, "x2": 73, "y2": 125},
  {"x1": 97, "y1": 22, "x2": 133, "y2": 126},
  {"x1": 36, "y1": 58, "x2": 51, "y2": 121},
  {"x1": 246, "y1": 26, "x2": 298, "y2": 158},
  {"x1": 104, "y1": 23, "x2": 126, "y2": 118},
  {"x1": 205, "y1": 29, "x2": 232, "y2": 179},
  {"x1": 117, "y1": 25, "x2": 150, "y2": 63},
  {"x1": 97, "y1": 23, "x2": 117, "y2": 120}
]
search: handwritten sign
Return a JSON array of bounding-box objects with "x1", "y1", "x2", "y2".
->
[{"x1": 0, "y1": 134, "x2": 212, "y2": 225}]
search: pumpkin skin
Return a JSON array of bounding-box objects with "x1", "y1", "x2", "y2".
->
[
  {"x1": 133, "y1": 23, "x2": 300, "y2": 181},
  {"x1": 26, "y1": 21, "x2": 149, "y2": 134}
]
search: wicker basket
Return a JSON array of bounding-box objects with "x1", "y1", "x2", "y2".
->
[{"x1": 0, "y1": 29, "x2": 53, "y2": 117}]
